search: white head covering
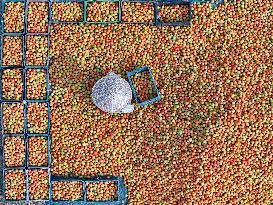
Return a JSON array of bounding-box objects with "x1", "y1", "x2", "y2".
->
[{"x1": 92, "y1": 72, "x2": 134, "y2": 113}]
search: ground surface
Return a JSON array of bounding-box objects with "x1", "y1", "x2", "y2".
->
[{"x1": 6, "y1": 0, "x2": 271, "y2": 204}]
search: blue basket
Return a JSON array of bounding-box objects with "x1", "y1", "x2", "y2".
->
[
  {"x1": 85, "y1": 0, "x2": 121, "y2": 24},
  {"x1": 0, "y1": 102, "x2": 25, "y2": 135},
  {"x1": 25, "y1": 34, "x2": 50, "y2": 67},
  {"x1": 155, "y1": 0, "x2": 192, "y2": 26},
  {"x1": 27, "y1": 168, "x2": 51, "y2": 201},
  {"x1": 25, "y1": 0, "x2": 50, "y2": 35},
  {"x1": 1, "y1": 0, "x2": 26, "y2": 35},
  {"x1": 127, "y1": 66, "x2": 160, "y2": 106},
  {"x1": 0, "y1": 67, "x2": 24, "y2": 102},
  {"x1": 25, "y1": 101, "x2": 50, "y2": 135},
  {"x1": 3, "y1": 135, "x2": 26, "y2": 169},
  {"x1": 121, "y1": 0, "x2": 156, "y2": 25},
  {"x1": 0, "y1": 34, "x2": 24, "y2": 68},
  {"x1": 3, "y1": 167, "x2": 28, "y2": 202},
  {"x1": 27, "y1": 135, "x2": 50, "y2": 168},
  {"x1": 25, "y1": 66, "x2": 50, "y2": 101},
  {"x1": 51, "y1": 0, "x2": 85, "y2": 24}
]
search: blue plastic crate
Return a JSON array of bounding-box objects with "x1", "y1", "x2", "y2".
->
[
  {"x1": 27, "y1": 135, "x2": 50, "y2": 168},
  {"x1": 25, "y1": 66, "x2": 50, "y2": 101},
  {"x1": 49, "y1": 176, "x2": 127, "y2": 205},
  {"x1": 25, "y1": 34, "x2": 50, "y2": 67},
  {"x1": 26, "y1": 133, "x2": 51, "y2": 170},
  {"x1": 1, "y1": 0, "x2": 26, "y2": 35},
  {"x1": 51, "y1": 0, "x2": 85, "y2": 24},
  {"x1": 0, "y1": 102, "x2": 25, "y2": 135},
  {"x1": 3, "y1": 167, "x2": 27, "y2": 201},
  {"x1": 85, "y1": 0, "x2": 121, "y2": 24},
  {"x1": 0, "y1": 67, "x2": 24, "y2": 102},
  {"x1": 0, "y1": 34, "x2": 24, "y2": 68},
  {"x1": 27, "y1": 168, "x2": 51, "y2": 202},
  {"x1": 2, "y1": 135, "x2": 26, "y2": 169},
  {"x1": 25, "y1": 101, "x2": 50, "y2": 135},
  {"x1": 155, "y1": 0, "x2": 192, "y2": 26},
  {"x1": 127, "y1": 66, "x2": 160, "y2": 106},
  {"x1": 121, "y1": 0, "x2": 156, "y2": 25},
  {"x1": 25, "y1": 0, "x2": 50, "y2": 35}
]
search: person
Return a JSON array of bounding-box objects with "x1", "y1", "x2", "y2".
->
[{"x1": 92, "y1": 72, "x2": 134, "y2": 113}]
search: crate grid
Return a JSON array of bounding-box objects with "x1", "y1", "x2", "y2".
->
[{"x1": 1, "y1": 0, "x2": 52, "y2": 203}]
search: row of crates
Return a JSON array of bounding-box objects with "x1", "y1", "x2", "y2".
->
[
  {"x1": 1, "y1": 0, "x2": 224, "y2": 30},
  {"x1": 0, "y1": 1, "x2": 53, "y2": 203},
  {"x1": 2, "y1": 168, "x2": 128, "y2": 204},
  {"x1": 0, "y1": 0, "x2": 192, "y2": 27},
  {"x1": 0, "y1": 0, "x2": 52, "y2": 203}
]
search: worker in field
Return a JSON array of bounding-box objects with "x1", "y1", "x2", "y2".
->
[{"x1": 92, "y1": 72, "x2": 134, "y2": 114}]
